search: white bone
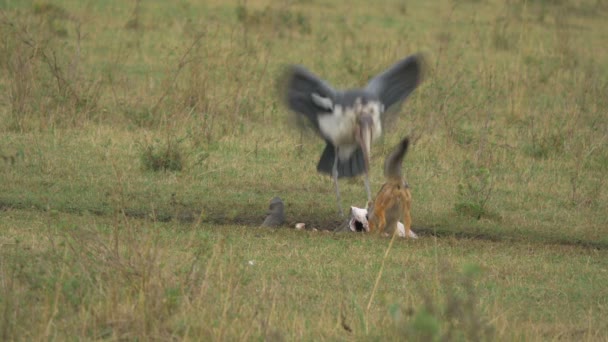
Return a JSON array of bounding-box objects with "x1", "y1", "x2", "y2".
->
[{"x1": 348, "y1": 206, "x2": 417, "y2": 239}]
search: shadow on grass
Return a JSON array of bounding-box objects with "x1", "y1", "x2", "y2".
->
[{"x1": 1, "y1": 198, "x2": 606, "y2": 250}]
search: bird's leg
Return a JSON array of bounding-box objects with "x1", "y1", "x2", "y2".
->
[
  {"x1": 332, "y1": 149, "x2": 345, "y2": 217},
  {"x1": 364, "y1": 172, "x2": 372, "y2": 205}
]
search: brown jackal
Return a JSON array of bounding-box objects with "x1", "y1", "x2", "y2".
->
[{"x1": 367, "y1": 137, "x2": 412, "y2": 237}]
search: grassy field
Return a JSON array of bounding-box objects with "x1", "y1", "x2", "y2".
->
[{"x1": 1, "y1": 0, "x2": 607, "y2": 340}]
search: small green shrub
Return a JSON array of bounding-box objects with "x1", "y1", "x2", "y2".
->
[
  {"x1": 492, "y1": 17, "x2": 515, "y2": 51},
  {"x1": 395, "y1": 263, "x2": 494, "y2": 341},
  {"x1": 140, "y1": 139, "x2": 184, "y2": 172},
  {"x1": 455, "y1": 159, "x2": 494, "y2": 219},
  {"x1": 523, "y1": 130, "x2": 565, "y2": 159},
  {"x1": 236, "y1": 3, "x2": 311, "y2": 36},
  {"x1": 408, "y1": 308, "x2": 442, "y2": 341}
]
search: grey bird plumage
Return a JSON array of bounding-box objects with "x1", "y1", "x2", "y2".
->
[
  {"x1": 279, "y1": 54, "x2": 425, "y2": 216},
  {"x1": 261, "y1": 196, "x2": 285, "y2": 227}
]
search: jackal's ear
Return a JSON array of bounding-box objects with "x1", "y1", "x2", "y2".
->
[{"x1": 365, "y1": 54, "x2": 425, "y2": 111}]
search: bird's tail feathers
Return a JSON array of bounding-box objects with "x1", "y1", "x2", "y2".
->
[{"x1": 317, "y1": 143, "x2": 366, "y2": 178}]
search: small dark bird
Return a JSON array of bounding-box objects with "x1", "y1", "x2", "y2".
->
[
  {"x1": 280, "y1": 54, "x2": 424, "y2": 216},
  {"x1": 261, "y1": 196, "x2": 285, "y2": 227}
]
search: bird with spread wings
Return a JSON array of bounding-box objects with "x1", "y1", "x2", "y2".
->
[{"x1": 279, "y1": 54, "x2": 425, "y2": 217}]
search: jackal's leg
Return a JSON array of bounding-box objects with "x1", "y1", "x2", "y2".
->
[
  {"x1": 402, "y1": 198, "x2": 412, "y2": 238},
  {"x1": 372, "y1": 210, "x2": 386, "y2": 234}
]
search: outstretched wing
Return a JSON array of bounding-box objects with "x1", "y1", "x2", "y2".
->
[
  {"x1": 279, "y1": 65, "x2": 337, "y2": 133},
  {"x1": 365, "y1": 54, "x2": 424, "y2": 112}
]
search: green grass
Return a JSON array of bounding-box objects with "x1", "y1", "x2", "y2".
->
[
  {"x1": 1, "y1": 0, "x2": 608, "y2": 340},
  {"x1": 2, "y1": 209, "x2": 607, "y2": 340}
]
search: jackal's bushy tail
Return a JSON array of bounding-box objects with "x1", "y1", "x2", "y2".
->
[{"x1": 384, "y1": 137, "x2": 410, "y2": 180}]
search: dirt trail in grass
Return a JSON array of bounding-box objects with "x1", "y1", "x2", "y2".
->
[{"x1": 2, "y1": 199, "x2": 606, "y2": 250}]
